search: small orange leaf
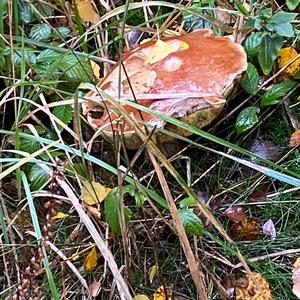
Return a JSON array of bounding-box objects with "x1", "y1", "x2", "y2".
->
[
  {"x1": 84, "y1": 247, "x2": 98, "y2": 270},
  {"x1": 153, "y1": 285, "x2": 172, "y2": 300},
  {"x1": 292, "y1": 257, "x2": 300, "y2": 299},
  {"x1": 229, "y1": 217, "x2": 260, "y2": 241},
  {"x1": 277, "y1": 47, "x2": 300, "y2": 78},
  {"x1": 290, "y1": 130, "x2": 300, "y2": 148},
  {"x1": 236, "y1": 272, "x2": 272, "y2": 300},
  {"x1": 149, "y1": 264, "x2": 158, "y2": 283}
]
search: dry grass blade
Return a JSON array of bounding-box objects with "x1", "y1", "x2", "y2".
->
[
  {"x1": 148, "y1": 150, "x2": 208, "y2": 299},
  {"x1": 56, "y1": 177, "x2": 132, "y2": 300}
]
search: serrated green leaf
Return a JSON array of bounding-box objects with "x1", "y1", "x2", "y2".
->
[
  {"x1": 57, "y1": 27, "x2": 71, "y2": 37},
  {"x1": 29, "y1": 23, "x2": 52, "y2": 41},
  {"x1": 29, "y1": 164, "x2": 51, "y2": 190},
  {"x1": 36, "y1": 49, "x2": 61, "y2": 63},
  {"x1": 179, "y1": 209, "x2": 204, "y2": 236},
  {"x1": 269, "y1": 11, "x2": 297, "y2": 24},
  {"x1": 13, "y1": 47, "x2": 36, "y2": 65},
  {"x1": 244, "y1": 32, "x2": 266, "y2": 56},
  {"x1": 59, "y1": 55, "x2": 92, "y2": 82},
  {"x1": 260, "y1": 82, "x2": 296, "y2": 106},
  {"x1": 19, "y1": 2, "x2": 36, "y2": 24},
  {"x1": 236, "y1": 106, "x2": 260, "y2": 135},
  {"x1": 104, "y1": 189, "x2": 132, "y2": 235},
  {"x1": 258, "y1": 34, "x2": 283, "y2": 75},
  {"x1": 241, "y1": 63, "x2": 260, "y2": 95},
  {"x1": 286, "y1": 0, "x2": 300, "y2": 10},
  {"x1": 52, "y1": 105, "x2": 73, "y2": 132}
]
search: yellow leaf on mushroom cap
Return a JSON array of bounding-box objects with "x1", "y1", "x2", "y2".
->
[
  {"x1": 81, "y1": 180, "x2": 112, "y2": 205},
  {"x1": 75, "y1": 0, "x2": 100, "y2": 23},
  {"x1": 84, "y1": 246, "x2": 98, "y2": 270},
  {"x1": 144, "y1": 39, "x2": 189, "y2": 65},
  {"x1": 277, "y1": 47, "x2": 300, "y2": 77}
]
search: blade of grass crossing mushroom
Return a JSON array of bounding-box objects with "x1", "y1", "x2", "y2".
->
[
  {"x1": 56, "y1": 177, "x2": 132, "y2": 300},
  {"x1": 20, "y1": 171, "x2": 60, "y2": 299},
  {"x1": 105, "y1": 99, "x2": 251, "y2": 272}
]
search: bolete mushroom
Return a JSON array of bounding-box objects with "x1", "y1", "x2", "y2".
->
[{"x1": 83, "y1": 29, "x2": 247, "y2": 149}]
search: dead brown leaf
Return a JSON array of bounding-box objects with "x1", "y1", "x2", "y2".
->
[
  {"x1": 75, "y1": 0, "x2": 100, "y2": 23},
  {"x1": 229, "y1": 217, "x2": 260, "y2": 241},
  {"x1": 88, "y1": 281, "x2": 101, "y2": 297}
]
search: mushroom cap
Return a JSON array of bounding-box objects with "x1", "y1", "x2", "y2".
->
[{"x1": 84, "y1": 29, "x2": 247, "y2": 148}]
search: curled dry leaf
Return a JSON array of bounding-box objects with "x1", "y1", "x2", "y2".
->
[
  {"x1": 290, "y1": 130, "x2": 300, "y2": 148},
  {"x1": 249, "y1": 138, "x2": 281, "y2": 163},
  {"x1": 236, "y1": 272, "x2": 272, "y2": 300},
  {"x1": 84, "y1": 246, "x2": 98, "y2": 271},
  {"x1": 277, "y1": 47, "x2": 300, "y2": 78},
  {"x1": 81, "y1": 180, "x2": 112, "y2": 205},
  {"x1": 149, "y1": 264, "x2": 159, "y2": 284},
  {"x1": 89, "y1": 281, "x2": 101, "y2": 297},
  {"x1": 86, "y1": 205, "x2": 101, "y2": 219},
  {"x1": 153, "y1": 285, "x2": 173, "y2": 300},
  {"x1": 292, "y1": 257, "x2": 300, "y2": 299},
  {"x1": 229, "y1": 217, "x2": 260, "y2": 241},
  {"x1": 262, "y1": 219, "x2": 276, "y2": 240},
  {"x1": 75, "y1": 0, "x2": 100, "y2": 23},
  {"x1": 224, "y1": 205, "x2": 247, "y2": 223}
]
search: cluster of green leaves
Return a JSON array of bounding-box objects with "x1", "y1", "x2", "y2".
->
[
  {"x1": 236, "y1": 7, "x2": 298, "y2": 135},
  {"x1": 104, "y1": 185, "x2": 204, "y2": 237}
]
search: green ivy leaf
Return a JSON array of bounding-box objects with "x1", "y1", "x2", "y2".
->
[
  {"x1": 52, "y1": 105, "x2": 73, "y2": 132},
  {"x1": 30, "y1": 23, "x2": 52, "y2": 41},
  {"x1": 258, "y1": 34, "x2": 283, "y2": 75},
  {"x1": 241, "y1": 63, "x2": 260, "y2": 95},
  {"x1": 235, "y1": 106, "x2": 260, "y2": 135},
  {"x1": 29, "y1": 164, "x2": 51, "y2": 190},
  {"x1": 267, "y1": 22, "x2": 294, "y2": 37},
  {"x1": 179, "y1": 209, "x2": 204, "y2": 236},
  {"x1": 244, "y1": 32, "x2": 266, "y2": 56},
  {"x1": 286, "y1": 0, "x2": 300, "y2": 10},
  {"x1": 104, "y1": 189, "x2": 132, "y2": 235},
  {"x1": 268, "y1": 11, "x2": 297, "y2": 24},
  {"x1": 260, "y1": 82, "x2": 296, "y2": 106}
]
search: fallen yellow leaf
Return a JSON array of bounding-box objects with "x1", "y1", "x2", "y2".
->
[
  {"x1": 70, "y1": 253, "x2": 80, "y2": 261},
  {"x1": 149, "y1": 264, "x2": 158, "y2": 284},
  {"x1": 153, "y1": 285, "x2": 172, "y2": 300},
  {"x1": 81, "y1": 180, "x2": 112, "y2": 205},
  {"x1": 75, "y1": 0, "x2": 100, "y2": 23},
  {"x1": 84, "y1": 247, "x2": 98, "y2": 270},
  {"x1": 53, "y1": 211, "x2": 66, "y2": 219},
  {"x1": 133, "y1": 295, "x2": 150, "y2": 300},
  {"x1": 277, "y1": 47, "x2": 300, "y2": 77},
  {"x1": 236, "y1": 272, "x2": 272, "y2": 300},
  {"x1": 87, "y1": 205, "x2": 101, "y2": 219},
  {"x1": 90, "y1": 60, "x2": 100, "y2": 79}
]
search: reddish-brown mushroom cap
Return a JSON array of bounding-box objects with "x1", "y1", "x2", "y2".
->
[{"x1": 83, "y1": 29, "x2": 247, "y2": 147}]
